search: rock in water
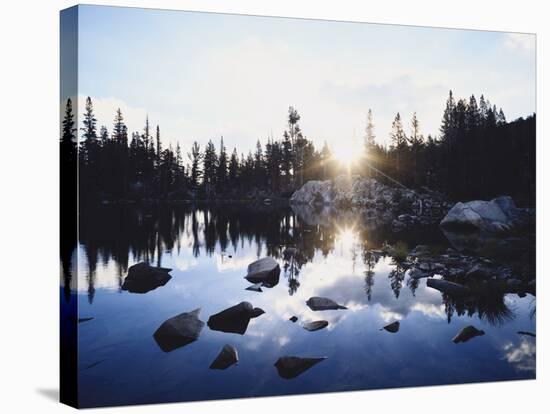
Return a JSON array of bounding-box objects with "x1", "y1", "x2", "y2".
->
[
  {"x1": 245, "y1": 283, "x2": 263, "y2": 292},
  {"x1": 289, "y1": 316, "x2": 298, "y2": 323},
  {"x1": 78, "y1": 317, "x2": 94, "y2": 323},
  {"x1": 452, "y1": 325, "x2": 485, "y2": 343},
  {"x1": 517, "y1": 331, "x2": 536, "y2": 338},
  {"x1": 440, "y1": 196, "x2": 522, "y2": 233},
  {"x1": 245, "y1": 257, "x2": 281, "y2": 287},
  {"x1": 209, "y1": 344, "x2": 239, "y2": 370},
  {"x1": 409, "y1": 268, "x2": 430, "y2": 280},
  {"x1": 427, "y1": 278, "x2": 470, "y2": 296},
  {"x1": 381, "y1": 321, "x2": 400, "y2": 333},
  {"x1": 153, "y1": 308, "x2": 204, "y2": 352},
  {"x1": 274, "y1": 356, "x2": 326, "y2": 379},
  {"x1": 302, "y1": 320, "x2": 329, "y2": 332},
  {"x1": 122, "y1": 262, "x2": 172, "y2": 294},
  {"x1": 306, "y1": 297, "x2": 347, "y2": 311},
  {"x1": 207, "y1": 302, "x2": 265, "y2": 335}
]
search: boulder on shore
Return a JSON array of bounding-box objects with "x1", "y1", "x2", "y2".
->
[
  {"x1": 245, "y1": 257, "x2": 280, "y2": 288},
  {"x1": 207, "y1": 302, "x2": 265, "y2": 335},
  {"x1": 122, "y1": 262, "x2": 172, "y2": 293},
  {"x1": 274, "y1": 356, "x2": 326, "y2": 379},
  {"x1": 153, "y1": 308, "x2": 204, "y2": 352},
  {"x1": 306, "y1": 297, "x2": 347, "y2": 311},
  {"x1": 440, "y1": 196, "x2": 529, "y2": 233},
  {"x1": 290, "y1": 175, "x2": 451, "y2": 228}
]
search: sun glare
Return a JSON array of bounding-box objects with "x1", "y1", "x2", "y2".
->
[
  {"x1": 332, "y1": 144, "x2": 362, "y2": 167},
  {"x1": 336, "y1": 226, "x2": 359, "y2": 250}
]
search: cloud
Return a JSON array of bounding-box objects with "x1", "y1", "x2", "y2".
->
[
  {"x1": 504, "y1": 33, "x2": 535, "y2": 54},
  {"x1": 502, "y1": 338, "x2": 536, "y2": 372}
]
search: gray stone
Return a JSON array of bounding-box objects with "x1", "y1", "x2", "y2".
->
[
  {"x1": 302, "y1": 320, "x2": 329, "y2": 332},
  {"x1": 122, "y1": 262, "x2": 172, "y2": 294},
  {"x1": 409, "y1": 268, "x2": 430, "y2": 280},
  {"x1": 274, "y1": 356, "x2": 326, "y2": 379},
  {"x1": 245, "y1": 283, "x2": 263, "y2": 292},
  {"x1": 207, "y1": 302, "x2": 265, "y2": 335},
  {"x1": 427, "y1": 278, "x2": 470, "y2": 296},
  {"x1": 466, "y1": 264, "x2": 492, "y2": 279},
  {"x1": 452, "y1": 325, "x2": 485, "y2": 343},
  {"x1": 154, "y1": 308, "x2": 204, "y2": 352},
  {"x1": 209, "y1": 344, "x2": 239, "y2": 370},
  {"x1": 440, "y1": 197, "x2": 520, "y2": 233},
  {"x1": 245, "y1": 257, "x2": 280, "y2": 287},
  {"x1": 306, "y1": 296, "x2": 347, "y2": 311},
  {"x1": 381, "y1": 321, "x2": 400, "y2": 333}
]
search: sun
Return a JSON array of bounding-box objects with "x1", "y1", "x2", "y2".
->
[{"x1": 332, "y1": 143, "x2": 362, "y2": 167}]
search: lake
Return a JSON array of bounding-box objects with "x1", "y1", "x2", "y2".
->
[{"x1": 61, "y1": 204, "x2": 536, "y2": 408}]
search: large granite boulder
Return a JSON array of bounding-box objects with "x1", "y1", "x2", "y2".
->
[
  {"x1": 290, "y1": 176, "x2": 451, "y2": 228},
  {"x1": 207, "y1": 302, "x2": 265, "y2": 335},
  {"x1": 122, "y1": 262, "x2": 172, "y2": 294},
  {"x1": 440, "y1": 196, "x2": 524, "y2": 233},
  {"x1": 153, "y1": 308, "x2": 204, "y2": 352},
  {"x1": 245, "y1": 257, "x2": 280, "y2": 287}
]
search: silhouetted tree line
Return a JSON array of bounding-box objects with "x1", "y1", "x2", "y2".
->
[
  {"x1": 64, "y1": 92, "x2": 535, "y2": 205},
  {"x1": 363, "y1": 91, "x2": 535, "y2": 204}
]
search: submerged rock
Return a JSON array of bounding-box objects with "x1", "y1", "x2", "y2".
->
[
  {"x1": 153, "y1": 308, "x2": 204, "y2": 352},
  {"x1": 209, "y1": 344, "x2": 239, "y2": 370},
  {"x1": 207, "y1": 302, "x2": 265, "y2": 335},
  {"x1": 427, "y1": 278, "x2": 470, "y2": 296},
  {"x1": 306, "y1": 296, "x2": 347, "y2": 311},
  {"x1": 517, "y1": 331, "x2": 536, "y2": 338},
  {"x1": 122, "y1": 262, "x2": 172, "y2": 294},
  {"x1": 452, "y1": 325, "x2": 485, "y2": 343},
  {"x1": 245, "y1": 257, "x2": 280, "y2": 288},
  {"x1": 289, "y1": 316, "x2": 298, "y2": 323},
  {"x1": 302, "y1": 320, "x2": 328, "y2": 332},
  {"x1": 381, "y1": 321, "x2": 400, "y2": 333},
  {"x1": 274, "y1": 356, "x2": 326, "y2": 379}
]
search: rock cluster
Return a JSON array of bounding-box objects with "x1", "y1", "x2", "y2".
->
[{"x1": 290, "y1": 175, "x2": 452, "y2": 231}]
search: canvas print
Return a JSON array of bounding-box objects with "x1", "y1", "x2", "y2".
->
[{"x1": 60, "y1": 5, "x2": 536, "y2": 408}]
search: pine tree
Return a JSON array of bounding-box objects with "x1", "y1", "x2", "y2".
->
[
  {"x1": 156, "y1": 125, "x2": 162, "y2": 165},
  {"x1": 203, "y1": 140, "x2": 218, "y2": 195},
  {"x1": 217, "y1": 136, "x2": 228, "y2": 188},
  {"x1": 187, "y1": 141, "x2": 202, "y2": 189},
  {"x1": 408, "y1": 112, "x2": 424, "y2": 186},
  {"x1": 390, "y1": 112, "x2": 407, "y2": 179},
  {"x1": 440, "y1": 90, "x2": 457, "y2": 143},
  {"x1": 229, "y1": 148, "x2": 239, "y2": 187},
  {"x1": 61, "y1": 98, "x2": 76, "y2": 149}
]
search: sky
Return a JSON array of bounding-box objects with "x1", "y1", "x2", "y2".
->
[{"x1": 66, "y1": 5, "x2": 535, "y2": 155}]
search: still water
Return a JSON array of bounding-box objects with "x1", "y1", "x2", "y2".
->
[{"x1": 62, "y1": 204, "x2": 536, "y2": 407}]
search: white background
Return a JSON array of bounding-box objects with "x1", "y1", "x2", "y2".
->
[{"x1": 0, "y1": 0, "x2": 547, "y2": 412}]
